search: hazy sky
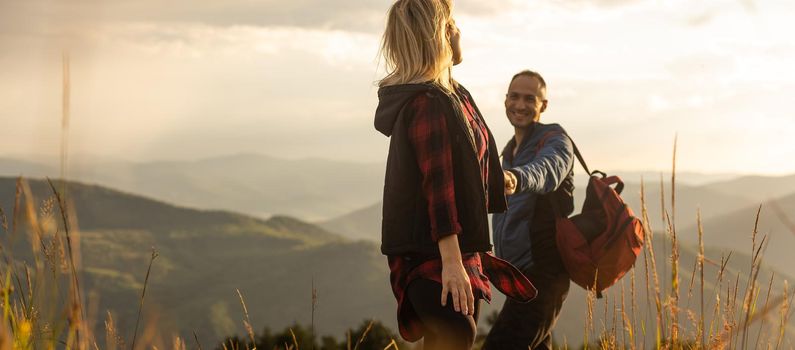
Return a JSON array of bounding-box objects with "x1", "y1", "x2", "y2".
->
[{"x1": 1, "y1": 0, "x2": 794, "y2": 174}]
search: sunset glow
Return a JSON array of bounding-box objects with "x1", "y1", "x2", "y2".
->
[{"x1": 1, "y1": 0, "x2": 793, "y2": 174}]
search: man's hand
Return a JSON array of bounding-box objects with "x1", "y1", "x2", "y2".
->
[{"x1": 504, "y1": 170, "x2": 517, "y2": 195}]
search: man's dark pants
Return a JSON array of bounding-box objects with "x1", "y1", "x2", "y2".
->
[{"x1": 482, "y1": 266, "x2": 570, "y2": 350}]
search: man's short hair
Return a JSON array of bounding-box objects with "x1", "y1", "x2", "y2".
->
[{"x1": 510, "y1": 70, "x2": 547, "y2": 91}]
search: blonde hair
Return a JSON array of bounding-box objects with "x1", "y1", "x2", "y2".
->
[{"x1": 378, "y1": 0, "x2": 454, "y2": 88}]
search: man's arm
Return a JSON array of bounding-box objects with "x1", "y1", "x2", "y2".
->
[{"x1": 506, "y1": 132, "x2": 574, "y2": 194}]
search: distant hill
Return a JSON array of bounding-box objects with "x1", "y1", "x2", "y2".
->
[
  {"x1": 319, "y1": 202, "x2": 382, "y2": 241},
  {"x1": 0, "y1": 154, "x2": 385, "y2": 220},
  {"x1": 0, "y1": 158, "x2": 53, "y2": 176},
  {"x1": 618, "y1": 180, "x2": 758, "y2": 233},
  {"x1": 0, "y1": 177, "x2": 339, "y2": 243},
  {"x1": 0, "y1": 177, "x2": 393, "y2": 347},
  {"x1": 682, "y1": 192, "x2": 795, "y2": 273},
  {"x1": 701, "y1": 174, "x2": 795, "y2": 202}
]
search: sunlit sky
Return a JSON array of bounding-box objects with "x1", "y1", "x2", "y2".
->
[{"x1": 1, "y1": 0, "x2": 794, "y2": 174}]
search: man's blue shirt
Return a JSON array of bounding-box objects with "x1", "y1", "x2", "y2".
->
[{"x1": 492, "y1": 123, "x2": 575, "y2": 271}]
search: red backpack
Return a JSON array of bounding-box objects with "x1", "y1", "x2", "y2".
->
[{"x1": 538, "y1": 131, "x2": 645, "y2": 298}]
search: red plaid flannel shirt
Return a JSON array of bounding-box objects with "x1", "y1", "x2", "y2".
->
[
  {"x1": 388, "y1": 252, "x2": 537, "y2": 341},
  {"x1": 407, "y1": 87, "x2": 489, "y2": 241},
  {"x1": 388, "y1": 89, "x2": 537, "y2": 342}
]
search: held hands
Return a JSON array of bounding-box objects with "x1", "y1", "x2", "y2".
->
[{"x1": 504, "y1": 170, "x2": 517, "y2": 195}]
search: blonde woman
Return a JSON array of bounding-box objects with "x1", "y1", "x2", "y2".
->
[{"x1": 374, "y1": 0, "x2": 537, "y2": 348}]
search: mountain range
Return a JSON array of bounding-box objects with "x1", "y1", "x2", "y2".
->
[
  {"x1": 3, "y1": 154, "x2": 782, "y2": 223},
  {"x1": 0, "y1": 154, "x2": 385, "y2": 221},
  {"x1": 3, "y1": 175, "x2": 794, "y2": 347}
]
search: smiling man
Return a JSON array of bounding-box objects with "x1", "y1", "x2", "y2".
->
[{"x1": 484, "y1": 70, "x2": 576, "y2": 350}]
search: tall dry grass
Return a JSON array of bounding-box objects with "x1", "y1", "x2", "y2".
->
[
  {"x1": 1, "y1": 177, "x2": 403, "y2": 349},
  {"x1": 0, "y1": 177, "x2": 167, "y2": 349},
  {"x1": 573, "y1": 138, "x2": 795, "y2": 350},
  {"x1": 0, "y1": 53, "x2": 171, "y2": 349}
]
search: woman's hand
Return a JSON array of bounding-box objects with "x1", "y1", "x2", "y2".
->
[
  {"x1": 504, "y1": 170, "x2": 517, "y2": 195},
  {"x1": 441, "y1": 258, "x2": 473, "y2": 315},
  {"x1": 437, "y1": 234, "x2": 474, "y2": 315}
]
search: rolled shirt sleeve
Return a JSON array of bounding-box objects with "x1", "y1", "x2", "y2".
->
[
  {"x1": 407, "y1": 95, "x2": 462, "y2": 241},
  {"x1": 507, "y1": 132, "x2": 574, "y2": 194}
]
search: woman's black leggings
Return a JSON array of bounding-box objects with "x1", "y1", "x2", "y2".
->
[{"x1": 406, "y1": 278, "x2": 481, "y2": 350}]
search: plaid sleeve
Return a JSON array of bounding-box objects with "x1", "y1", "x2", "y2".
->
[
  {"x1": 407, "y1": 94, "x2": 462, "y2": 242},
  {"x1": 480, "y1": 252, "x2": 537, "y2": 302}
]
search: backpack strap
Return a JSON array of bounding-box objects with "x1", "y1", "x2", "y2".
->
[
  {"x1": 534, "y1": 129, "x2": 593, "y2": 176},
  {"x1": 562, "y1": 132, "x2": 592, "y2": 177}
]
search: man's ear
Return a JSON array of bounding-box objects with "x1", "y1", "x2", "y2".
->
[{"x1": 540, "y1": 100, "x2": 548, "y2": 113}]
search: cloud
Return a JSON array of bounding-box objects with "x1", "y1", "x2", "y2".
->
[
  {"x1": 548, "y1": 0, "x2": 641, "y2": 9},
  {"x1": 686, "y1": 12, "x2": 719, "y2": 27},
  {"x1": 682, "y1": 0, "x2": 762, "y2": 27},
  {"x1": 2, "y1": 0, "x2": 793, "y2": 174},
  {"x1": 665, "y1": 53, "x2": 736, "y2": 79},
  {"x1": 0, "y1": 0, "x2": 524, "y2": 35}
]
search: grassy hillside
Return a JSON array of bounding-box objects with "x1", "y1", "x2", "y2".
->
[{"x1": 0, "y1": 177, "x2": 394, "y2": 347}]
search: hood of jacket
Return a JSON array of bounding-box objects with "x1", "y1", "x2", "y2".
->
[{"x1": 374, "y1": 83, "x2": 438, "y2": 137}]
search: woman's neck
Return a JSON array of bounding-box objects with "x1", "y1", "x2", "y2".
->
[{"x1": 437, "y1": 66, "x2": 454, "y2": 91}]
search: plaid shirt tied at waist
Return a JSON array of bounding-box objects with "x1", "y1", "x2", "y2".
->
[{"x1": 388, "y1": 252, "x2": 537, "y2": 342}]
